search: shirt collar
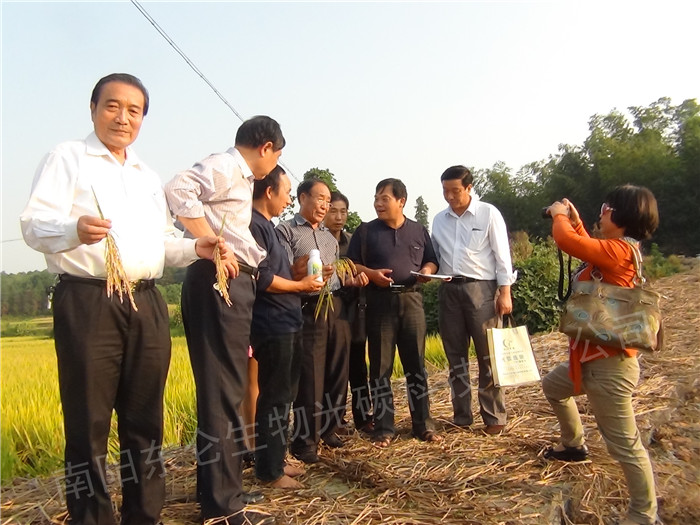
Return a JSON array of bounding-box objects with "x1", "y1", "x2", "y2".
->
[
  {"x1": 445, "y1": 192, "x2": 481, "y2": 218},
  {"x1": 230, "y1": 147, "x2": 255, "y2": 182},
  {"x1": 293, "y1": 212, "x2": 329, "y2": 231},
  {"x1": 86, "y1": 132, "x2": 142, "y2": 167}
]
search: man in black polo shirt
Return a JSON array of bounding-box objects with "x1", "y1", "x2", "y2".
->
[
  {"x1": 249, "y1": 166, "x2": 323, "y2": 488},
  {"x1": 347, "y1": 178, "x2": 443, "y2": 448}
]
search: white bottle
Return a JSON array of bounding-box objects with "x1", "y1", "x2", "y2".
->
[{"x1": 308, "y1": 249, "x2": 323, "y2": 282}]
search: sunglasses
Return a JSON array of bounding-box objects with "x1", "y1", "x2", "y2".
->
[{"x1": 600, "y1": 203, "x2": 615, "y2": 215}]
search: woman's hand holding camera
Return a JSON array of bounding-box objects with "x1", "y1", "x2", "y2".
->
[{"x1": 546, "y1": 198, "x2": 582, "y2": 228}]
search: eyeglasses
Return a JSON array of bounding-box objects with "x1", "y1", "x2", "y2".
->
[
  {"x1": 307, "y1": 195, "x2": 331, "y2": 207},
  {"x1": 600, "y1": 203, "x2": 615, "y2": 215}
]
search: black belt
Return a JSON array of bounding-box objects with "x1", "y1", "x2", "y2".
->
[
  {"x1": 446, "y1": 276, "x2": 481, "y2": 284},
  {"x1": 333, "y1": 287, "x2": 353, "y2": 300},
  {"x1": 238, "y1": 262, "x2": 259, "y2": 280},
  {"x1": 382, "y1": 284, "x2": 420, "y2": 294},
  {"x1": 301, "y1": 293, "x2": 333, "y2": 309},
  {"x1": 58, "y1": 274, "x2": 156, "y2": 292}
]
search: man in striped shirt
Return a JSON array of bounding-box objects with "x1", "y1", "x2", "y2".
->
[
  {"x1": 164, "y1": 116, "x2": 284, "y2": 525},
  {"x1": 276, "y1": 178, "x2": 368, "y2": 464}
]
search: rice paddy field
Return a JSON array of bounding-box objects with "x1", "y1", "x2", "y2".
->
[
  {"x1": 0, "y1": 333, "x2": 447, "y2": 483},
  {"x1": 2, "y1": 269, "x2": 698, "y2": 524}
]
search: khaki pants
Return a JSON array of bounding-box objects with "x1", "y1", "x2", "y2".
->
[{"x1": 542, "y1": 354, "x2": 657, "y2": 525}]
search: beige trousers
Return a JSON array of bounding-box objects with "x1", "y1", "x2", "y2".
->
[{"x1": 542, "y1": 354, "x2": 657, "y2": 525}]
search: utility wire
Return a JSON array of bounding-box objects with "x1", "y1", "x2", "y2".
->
[{"x1": 130, "y1": 0, "x2": 299, "y2": 182}]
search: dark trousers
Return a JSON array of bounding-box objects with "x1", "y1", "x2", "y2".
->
[
  {"x1": 437, "y1": 280, "x2": 506, "y2": 426},
  {"x1": 290, "y1": 295, "x2": 350, "y2": 455},
  {"x1": 348, "y1": 339, "x2": 372, "y2": 427},
  {"x1": 251, "y1": 331, "x2": 302, "y2": 482},
  {"x1": 341, "y1": 293, "x2": 372, "y2": 428},
  {"x1": 365, "y1": 288, "x2": 434, "y2": 438},
  {"x1": 181, "y1": 259, "x2": 256, "y2": 519},
  {"x1": 53, "y1": 280, "x2": 170, "y2": 525}
]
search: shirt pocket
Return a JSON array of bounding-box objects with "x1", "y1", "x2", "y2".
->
[
  {"x1": 409, "y1": 243, "x2": 423, "y2": 266},
  {"x1": 468, "y1": 228, "x2": 488, "y2": 251}
]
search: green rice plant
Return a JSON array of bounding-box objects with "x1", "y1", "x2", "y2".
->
[
  {"x1": 1, "y1": 336, "x2": 64, "y2": 482},
  {"x1": 315, "y1": 258, "x2": 357, "y2": 320},
  {"x1": 1, "y1": 331, "x2": 460, "y2": 482},
  {"x1": 162, "y1": 337, "x2": 197, "y2": 445},
  {"x1": 391, "y1": 333, "x2": 451, "y2": 378},
  {"x1": 1, "y1": 336, "x2": 198, "y2": 482}
]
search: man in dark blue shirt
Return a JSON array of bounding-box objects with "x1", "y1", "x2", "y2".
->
[
  {"x1": 347, "y1": 178, "x2": 442, "y2": 448},
  {"x1": 249, "y1": 166, "x2": 323, "y2": 488}
]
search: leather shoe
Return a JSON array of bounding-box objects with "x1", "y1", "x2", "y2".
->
[
  {"x1": 322, "y1": 433, "x2": 345, "y2": 448},
  {"x1": 291, "y1": 449, "x2": 320, "y2": 464},
  {"x1": 543, "y1": 444, "x2": 589, "y2": 462},
  {"x1": 483, "y1": 424, "x2": 506, "y2": 435},
  {"x1": 242, "y1": 490, "x2": 264, "y2": 504}
]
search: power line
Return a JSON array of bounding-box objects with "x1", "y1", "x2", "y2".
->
[{"x1": 130, "y1": 0, "x2": 299, "y2": 182}]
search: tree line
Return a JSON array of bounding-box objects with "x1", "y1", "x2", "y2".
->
[
  {"x1": 474, "y1": 97, "x2": 699, "y2": 256},
  {"x1": 3, "y1": 97, "x2": 696, "y2": 318}
]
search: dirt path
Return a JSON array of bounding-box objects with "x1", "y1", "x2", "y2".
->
[{"x1": 2, "y1": 269, "x2": 699, "y2": 524}]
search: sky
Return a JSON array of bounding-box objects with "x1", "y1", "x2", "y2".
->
[{"x1": 2, "y1": 1, "x2": 698, "y2": 274}]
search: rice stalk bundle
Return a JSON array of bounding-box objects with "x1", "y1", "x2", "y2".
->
[
  {"x1": 91, "y1": 188, "x2": 137, "y2": 311},
  {"x1": 314, "y1": 257, "x2": 357, "y2": 320},
  {"x1": 213, "y1": 215, "x2": 232, "y2": 307}
]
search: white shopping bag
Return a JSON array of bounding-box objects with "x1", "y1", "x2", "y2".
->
[{"x1": 487, "y1": 316, "x2": 541, "y2": 387}]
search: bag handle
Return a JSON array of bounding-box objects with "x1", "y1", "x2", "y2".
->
[
  {"x1": 556, "y1": 249, "x2": 573, "y2": 301},
  {"x1": 621, "y1": 237, "x2": 646, "y2": 286},
  {"x1": 496, "y1": 314, "x2": 516, "y2": 329},
  {"x1": 579, "y1": 238, "x2": 645, "y2": 288}
]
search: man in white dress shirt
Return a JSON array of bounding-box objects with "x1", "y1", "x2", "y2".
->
[
  {"x1": 20, "y1": 73, "x2": 225, "y2": 525},
  {"x1": 431, "y1": 165, "x2": 517, "y2": 435},
  {"x1": 164, "y1": 116, "x2": 284, "y2": 525}
]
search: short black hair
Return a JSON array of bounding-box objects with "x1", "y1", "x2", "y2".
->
[
  {"x1": 605, "y1": 184, "x2": 659, "y2": 240},
  {"x1": 440, "y1": 165, "x2": 473, "y2": 187},
  {"x1": 91, "y1": 73, "x2": 150, "y2": 116},
  {"x1": 235, "y1": 115, "x2": 285, "y2": 151},
  {"x1": 297, "y1": 177, "x2": 330, "y2": 200},
  {"x1": 375, "y1": 178, "x2": 407, "y2": 201},
  {"x1": 253, "y1": 165, "x2": 286, "y2": 201},
  {"x1": 330, "y1": 191, "x2": 349, "y2": 208}
]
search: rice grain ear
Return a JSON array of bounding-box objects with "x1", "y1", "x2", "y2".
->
[
  {"x1": 213, "y1": 215, "x2": 232, "y2": 307},
  {"x1": 92, "y1": 187, "x2": 137, "y2": 311},
  {"x1": 313, "y1": 257, "x2": 358, "y2": 321},
  {"x1": 104, "y1": 234, "x2": 138, "y2": 311}
]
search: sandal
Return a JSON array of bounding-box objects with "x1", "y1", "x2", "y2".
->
[
  {"x1": 543, "y1": 444, "x2": 589, "y2": 462},
  {"x1": 415, "y1": 430, "x2": 443, "y2": 443},
  {"x1": 371, "y1": 433, "x2": 393, "y2": 448}
]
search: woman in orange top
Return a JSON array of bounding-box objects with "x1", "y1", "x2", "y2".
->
[{"x1": 541, "y1": 185, "x2": 660, "y2": 525}]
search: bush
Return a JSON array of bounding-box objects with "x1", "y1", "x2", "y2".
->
[
  {"x1": 643, "y1": 243, "x2": 684, "y2": 279},
  {"x1": 157, "y1": 283, "x2": 182, "y2": 305},
  {"x1": 511, "y1": 235, "x2": 564, "y2": 334},
  {"x1": 168, "y1": 304, "x2": 186, "y2": 337},
  {"x1": 420, "y1": 280, "x2": 440, "y2": 335}
]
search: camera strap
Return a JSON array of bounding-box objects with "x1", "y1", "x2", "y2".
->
[{"x1": 557, "y1": 249, "x2": 573, "y2": 302}]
